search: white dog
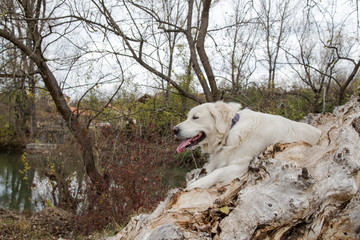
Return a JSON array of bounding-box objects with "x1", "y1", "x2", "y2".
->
[{"x1": 173, "y1": 101, "x2": 321, "y2": 190}]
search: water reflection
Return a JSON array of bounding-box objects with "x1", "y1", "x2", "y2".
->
[{"x1": 0, "y1": 151, "x2": 52, "y2": 212}]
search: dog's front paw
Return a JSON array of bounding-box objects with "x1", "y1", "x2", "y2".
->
[
  {"x1": 186, "y1": 181, "x2": 202, "y2": 190},
  {"x1": 186, "y1": 177, "x2": 212, "y2": 190},
  {"x1": 186, "y1": 168, "x2": 207, "y2": 184},
  {"x1": 186, "y1": 177, "x2": 197, "y2": 188}
]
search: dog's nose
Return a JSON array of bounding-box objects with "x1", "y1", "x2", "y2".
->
[{"x1": 173, "y1": 126, "x2": 180, "y2": 136}]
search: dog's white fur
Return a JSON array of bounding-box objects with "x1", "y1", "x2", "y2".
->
[{"x1": 175, "y1": 101, "x2": 322, "y2": 190}]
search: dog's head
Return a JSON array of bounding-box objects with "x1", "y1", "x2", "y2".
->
[{"x1": 174, "y1": 101, "x2": 241, "y2": 154}]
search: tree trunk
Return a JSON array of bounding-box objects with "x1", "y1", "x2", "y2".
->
[
  {"x1": 196, "y1": 0, "x2": 219, "y2": 101},
  {"x1": 338, "y1": 59, "x2": 360, "y2": 105},
  {"x1": 36, "y1": 61, "x2": 105, "y2": 191}
]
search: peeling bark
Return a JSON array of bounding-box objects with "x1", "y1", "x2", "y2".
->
[{"x1": 109, "y1": 93, "x2": 360, "y2": 240}]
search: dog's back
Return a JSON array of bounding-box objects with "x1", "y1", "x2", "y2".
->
[{"x1": 226, "y1": 109, "x2": 322, "y2": 160}]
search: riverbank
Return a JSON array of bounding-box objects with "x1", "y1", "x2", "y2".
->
[
  {"x1": 0, "y1": 144, "x2": 25, "y2": 152},
  {"x1": 0, "y1": 207, "x2": 120, "y2": 239}
]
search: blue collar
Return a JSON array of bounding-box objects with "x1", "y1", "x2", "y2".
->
[{"x1": 230, "y1": 113, "x2": 240, "y2": 129}]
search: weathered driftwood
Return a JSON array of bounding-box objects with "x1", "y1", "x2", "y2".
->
[{"x1": 108, "y1": 93, "x2": 360, "y2": 240}]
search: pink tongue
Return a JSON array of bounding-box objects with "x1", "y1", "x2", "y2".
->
[{"x1": 176, "y1": 138, "x2": 192, "y2": 153}]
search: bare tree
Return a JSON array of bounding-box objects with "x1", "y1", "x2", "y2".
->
[
  {"x1": 0, "y1": 0, "x2": 39, "y2": 140},
  {"x1": 322, "y1": 35, "x2": 360, "y2": 105},
  {"x1": 284, "y1": 12, "x2": 337, "y2": 113},
  {"x1": 144, "y1": 1, "x2": 183, "y2": 101},
  {"x1": 222, "y1": 0, "x2": 258, "y2": 96},
  {"x1": 314, "y1": 0, "x2": 360, "y2": 105},
  {"x1": 70, "y1": 0, "x2": 225, "y2": 103},
  {"x1": 252, "y1": 0, "x2": 294, "y2": 90},
  {"x1": 286, "y1": 0, "x2": 360, "y2": 108},
  {"x1": 0, "y1": 0, "x2": 106, "y2": 190}
]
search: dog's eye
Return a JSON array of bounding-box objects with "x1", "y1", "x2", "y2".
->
[{"x1": 192, "y1": 116, "x2": 199, "y2": 120}]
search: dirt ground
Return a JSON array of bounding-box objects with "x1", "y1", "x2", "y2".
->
[{"x1": 0, "y1": 207, "x2": 76, "y2": 239}]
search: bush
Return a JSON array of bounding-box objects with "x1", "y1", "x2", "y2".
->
[{"x1": 74, "y1": 125, "x2": 186, "y2": 235}]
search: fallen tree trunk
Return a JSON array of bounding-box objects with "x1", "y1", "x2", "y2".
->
[{"x1": 109, "y1": 92, "x2": 360, "y2": 240}]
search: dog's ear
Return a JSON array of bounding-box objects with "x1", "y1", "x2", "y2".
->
[
  {"x1": 209, "y1": 101, "x2": 233, "y2": 134},
  {"x1": 228, "y1": 102, "x2": 242, "y2": 111}
]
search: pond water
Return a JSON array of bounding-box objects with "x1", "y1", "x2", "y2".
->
[
  {"x1": 0, "y1": 150, "x2": 189, "y2": 213},
  {"x1": 0, "y1": 151, "x2": 52, "y2": 212}
]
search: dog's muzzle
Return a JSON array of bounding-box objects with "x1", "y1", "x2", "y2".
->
[{"x1": 174, "y1": 129, "x2": 206, "y2": 153}]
